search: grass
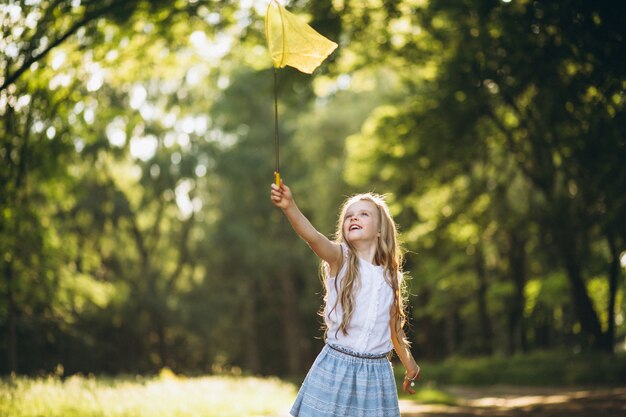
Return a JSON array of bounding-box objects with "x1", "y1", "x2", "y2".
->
[
  {"x1": 0, "y1": 369, "x2": 460, "y2": 417},
  {"x1": 0, "y1": 370, "x2": 298, "y2": 417},
  {"x1": 5, "y1": 350, "x2": 624, "y2": 416},
  {"x1": 399, "y1": 385, "x2": 458, "y2": 405}
]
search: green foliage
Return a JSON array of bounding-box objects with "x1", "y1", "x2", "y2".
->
[
  {"x1": 420, "y1": 351, "x2": 626, "y2": 386},
  {"x1": 335, "y1": 0, "x2": 626, "y2": 356},
  {"x1": 0, "y1": 0, "x2": 624, "y2": 378}
]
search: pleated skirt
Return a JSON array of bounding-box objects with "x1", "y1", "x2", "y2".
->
[{"x1": 290, "y1": 344, "x2": 400, "y2": 417}]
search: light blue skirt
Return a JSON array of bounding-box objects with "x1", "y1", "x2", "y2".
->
[{"x1": 290, "y1": 344, "x2": 400, "y2": 417}]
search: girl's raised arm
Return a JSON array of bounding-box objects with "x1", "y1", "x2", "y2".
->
[{"x1": 270, "y1": 181, "x2": 342, "y2": 270}]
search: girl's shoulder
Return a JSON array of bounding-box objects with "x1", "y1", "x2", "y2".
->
[
  {"x1": 326, "y1": 242, "x2": 349, "y2": 280},
  {"x1": 339, "y1": 242, "x2": 349, "y2": 258}
]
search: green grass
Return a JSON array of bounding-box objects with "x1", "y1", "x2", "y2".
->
[
  {"x1": 393, "y1": 366, "x2": 459, "y2": 405},
  {"x1": 0, "y1": 370, "x2": 459, "y2": 417},
  {"x1": 0, "y1": 371, "x2": 298, "y2": 417},
  {"x1": 6, "y1": 350, "x2": 624, "y2": 416},
  {"x1": 399, "y1": 385, "x2": 458, "y2": 405}
]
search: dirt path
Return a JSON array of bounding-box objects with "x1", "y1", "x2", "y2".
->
[{"x1": 400, "y1": 386, "x2": 626, "y2": 417}]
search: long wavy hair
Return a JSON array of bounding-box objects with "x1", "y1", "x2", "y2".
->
[{"x1": 322, "y1": 193, "x2": 408, "y2": 340}]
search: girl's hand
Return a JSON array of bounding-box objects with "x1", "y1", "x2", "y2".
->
[
  {"x1": 402, "y1": 365, "x2": 420, "y2": 395},
  {"x1": 270, "y1": 181, "x2": 293, "y2": 210}
]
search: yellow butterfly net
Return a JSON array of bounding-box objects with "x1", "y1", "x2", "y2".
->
[
  {"x1": 265, "y1": 1, "x2": 338, "y2": 186},
  {"x1": 265, "y1": 0, "x2": 338, "y2": 74}
]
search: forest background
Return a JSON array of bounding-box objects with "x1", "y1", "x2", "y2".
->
[{"x1": 1, "y1": 0, "x2": 625, "y2": 380}]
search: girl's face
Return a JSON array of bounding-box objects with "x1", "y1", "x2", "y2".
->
[{"x1": 343, "y1": 200, "x2": 380, "y2": 244}]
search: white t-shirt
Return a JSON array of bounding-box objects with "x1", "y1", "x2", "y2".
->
[{"x1": 325, "y1": 243, "x2": 396, "y2": 354}]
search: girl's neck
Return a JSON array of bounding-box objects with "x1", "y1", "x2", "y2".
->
[{"x1": 351, "y1": 241, "x2": 377, "y2": 265}]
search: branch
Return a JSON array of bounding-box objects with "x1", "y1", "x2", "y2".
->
[
  {"x1": 0, "y1": 1, "x2": 122, "y2": 92},
  {"x1": 486, "y1": 107, "x2": 551, "y2": 197},
  {"x1": 165, "y1": 212, "x2": 195, "y2": 293},
  {"x1": 148, "y1": 197, "x2": 165, "y2": 253},
  {"x1": 499, "y1": 90, "x2": 557, "y2": 192}
]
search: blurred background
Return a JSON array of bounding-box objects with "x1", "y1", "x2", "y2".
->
[{"x1": 1, "y1": 0, "x2": 625, "y2": 383}]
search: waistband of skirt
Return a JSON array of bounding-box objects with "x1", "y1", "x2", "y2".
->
[{"x1": 327, "y1": 343, "x2": 389, "y2": 359}]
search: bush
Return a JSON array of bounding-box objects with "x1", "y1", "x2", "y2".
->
[{"x1": 398, "y1": 350, "x2": 626, "y2": 387}]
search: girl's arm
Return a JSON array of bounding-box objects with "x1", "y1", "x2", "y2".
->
[
  {"x1": 270, "y1": 181, "x2": 342, "y2": 271},
  {"x1": 390, "y1": 314, "x2": 421, "y2": 394}
]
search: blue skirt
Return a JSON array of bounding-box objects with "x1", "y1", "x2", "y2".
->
[{"x1": 290, "y1": 344, "x2": 400, "y2": 417}]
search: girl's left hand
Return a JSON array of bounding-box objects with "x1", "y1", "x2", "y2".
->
[{"x1": 402, "y1": 366, "x2": 420, "y2": 394}]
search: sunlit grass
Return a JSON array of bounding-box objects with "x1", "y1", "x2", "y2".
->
[
  {"x1": 14, "y1": 350, "x2": 617, "y2": 417},
  {"x1": 393, "y1": 366, "x2": 459, "y2": 405},
  {"x1": 398, "y1": 385, "x2": 458, "y2": 405},
  {"x1": 0, "y1": 371, "x2": 297, "y2": 417}
]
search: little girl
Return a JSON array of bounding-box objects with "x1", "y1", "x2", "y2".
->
[{"x1": 270, "y1": 180, "x2": 420, "y2": 417}]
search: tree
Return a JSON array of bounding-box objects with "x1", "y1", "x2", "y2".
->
[
  {"x1": 0, "y1": 0, "x2": 241, "y2": 373},
  {"x1": 336, "y1": 0, "x2": 626, "y2": 352}
]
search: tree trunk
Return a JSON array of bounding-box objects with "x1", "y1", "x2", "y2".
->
[
  {"x1": 557, "y1": 231, "x2": 607, "y2": 350},
  {"x1": 278, "y1": 269, "x2": 303, "y2": 376},
  {"x1": 242, "y1": 280, "x2": 260, "y2": 373},
  {"x1": 544, "y1": 194, "x2": 607, "y2": 350},
  {"x1": 444, "y1": 307, "x2": 459, "y2": 356},
  {"x1": 3, "y1": 107, "x2": 27, "y2": 375},
  {"x1": 606, "y1": 232, "x2": 620, "y2": 353},
  {"x1": 507, "y1": 230, "x2": 527, "y2": 354},
  {"x1": 155, "y1": 310, "x2": 168, "y2": 369},
  {"x1": 416, "y1": 290, "x2": 440, "y2": 360},
  {"x1": 4, "y1": 260, "x2": 18, "y2": 374},
  {"x1": 475, "y1": 245, "x2": 493, "y2": 354}
]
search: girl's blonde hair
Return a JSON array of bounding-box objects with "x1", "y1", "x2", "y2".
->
[{"x1": 322, "y1": 193, "x2": 408, "y2": 340}]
